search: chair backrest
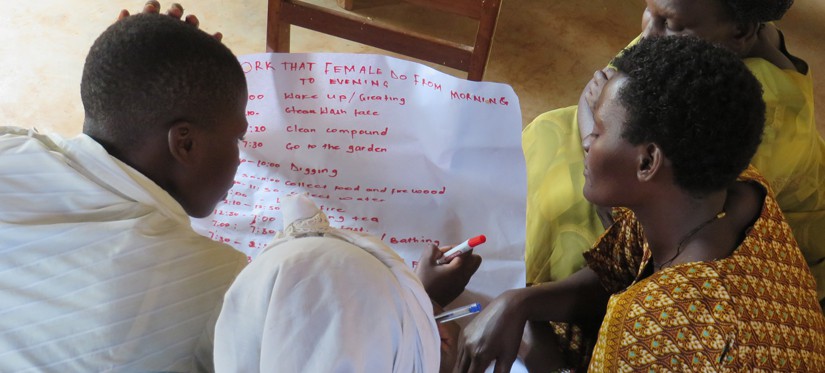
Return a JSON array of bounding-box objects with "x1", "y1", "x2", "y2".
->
[{"x1": 266, "y1": 0, "x2": 503, "y2": 81}]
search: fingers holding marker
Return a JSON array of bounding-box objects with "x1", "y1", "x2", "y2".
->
[{"x1": 436, "y1": 235, "x2": 486, "y2": 265}]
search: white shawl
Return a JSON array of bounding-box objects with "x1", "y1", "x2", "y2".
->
[
  {"x1": 0, "y1": 127, "x2": 246, "y2": 372},
  {"x1": 214, "y1": 194, "x2": 440, "y2": 372}
]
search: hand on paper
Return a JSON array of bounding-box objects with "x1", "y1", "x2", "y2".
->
[
  {"x1": 577, "y1": 67, "x2": 616, "y2": 141},
  {"x1": 117, "y1": 1, "x2": 223, "y2": 41},
  {"x1": 452, "y1": 289, "x2": 527, "y2": 373},
  {"x1": 415, "y1": 244, "x2": 482, "y2": 307}
]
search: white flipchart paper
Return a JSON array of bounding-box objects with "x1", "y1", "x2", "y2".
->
[{"x1": 192, "y1": 53, "x2": 527, "y2": 305}]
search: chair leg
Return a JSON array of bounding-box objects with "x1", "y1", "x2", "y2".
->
[
  {"x1": 266, "y1": 0, "x2": 292, "y2": 52},
  {"x1": 336, "y1": 0, "x2": 354, "y2": 11},
  {"x1": 467, "y1": 0, "x2": 503, "y2": 81}
]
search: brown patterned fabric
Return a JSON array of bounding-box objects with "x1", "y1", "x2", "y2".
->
[
  {"x1": 584, "y1": 167, "x2": 825, "y2": 372},
  {"x1": 542, "y1": 321, "x2": 593, "y2": 371},
  {"x1": 541, "y1": 215, "x2": 647, "y2": 371}
]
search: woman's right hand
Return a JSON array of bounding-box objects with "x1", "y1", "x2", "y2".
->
[
  {"x1": 577, "y1": 67, "x2": 616, "y2": 141},
  {"x1": 415, "y1": 244, "x2": 482, "y2": 307},
  {"x1": 452, "y1": 289, "x2": 528, "y2": 373}
]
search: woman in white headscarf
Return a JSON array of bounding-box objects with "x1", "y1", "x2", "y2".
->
[{"x1": 214, "y1": 194, "x2": 481, "y2": 372}]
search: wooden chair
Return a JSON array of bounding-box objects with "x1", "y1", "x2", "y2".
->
[{"x1": 266, "y1": 0, "x2": 503, "y2": 81}]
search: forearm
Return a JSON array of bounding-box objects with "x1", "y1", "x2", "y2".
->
[{"x1": 517, "y1": 266, "x2": 609, "y2": 324}]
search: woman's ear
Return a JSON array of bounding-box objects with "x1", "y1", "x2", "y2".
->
[
  {"x1": 637, "y1": 143, "x2": 663, "y2": 182},
  {"x1": 167, "y1": 121, "x2": 196, "y2": 165},
  {"x1": 730, "y1": 21, "x2": 760, "y2": 55}
]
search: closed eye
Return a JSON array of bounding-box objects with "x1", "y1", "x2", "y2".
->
[{"x1": 585, "y1": 132, "x2": 600, "y2": 141}]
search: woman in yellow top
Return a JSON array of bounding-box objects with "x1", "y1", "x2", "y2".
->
[
  {"x1": 454, "y1": 36, "x2": 825, "y2": 373},
  {"x1": 524, "y1": 0, "x2": 825, "y2": 299}
]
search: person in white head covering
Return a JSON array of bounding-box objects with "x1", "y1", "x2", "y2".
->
[{"x1": 214, "y1": 194, "x2": 481, "y2": 372}]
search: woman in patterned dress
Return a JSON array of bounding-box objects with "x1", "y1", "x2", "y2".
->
[
  {"x1": 454, "y1": 36, "x2": 825, "y2": 373},
  {"x1": 524, "y1": 0, "x2": 825, "y2": 302}
]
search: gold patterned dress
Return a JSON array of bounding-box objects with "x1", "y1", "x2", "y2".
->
[{"x1": 584, "y1": 168, "x2": 825, "y2": 372}]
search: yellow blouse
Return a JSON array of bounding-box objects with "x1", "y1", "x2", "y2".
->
[{"x1": 523, "y1": 40, "x2": 825, "y2": 299}]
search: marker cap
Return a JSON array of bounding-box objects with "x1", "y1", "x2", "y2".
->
[{"x1": 468, "y1": 235, "x2": 486, "y2": 248}]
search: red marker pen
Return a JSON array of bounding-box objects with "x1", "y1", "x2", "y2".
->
[{"x1": 436, "y1": 235, "x2": 486, "y2": 265}]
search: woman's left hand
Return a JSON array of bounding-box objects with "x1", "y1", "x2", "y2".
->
[{"x1": 452, "y1": 289, "x2": 528, "y2": 373}]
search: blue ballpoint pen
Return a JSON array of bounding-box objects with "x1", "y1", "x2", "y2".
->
[{"x1": 434, "y1": 302, "x2": 482, "y2": 323}]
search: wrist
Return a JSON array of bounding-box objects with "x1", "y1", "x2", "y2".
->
[
  {"x1": 517, "y1": 283, "x2": 560, "y2": 321},
  {"x1": 498, "y1": 288, "x2": 532, "y2": 322}
]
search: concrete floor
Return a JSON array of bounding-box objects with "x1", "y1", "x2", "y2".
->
[{"x1": 1, "y1": 0, "x2": 823, "y2": 136}]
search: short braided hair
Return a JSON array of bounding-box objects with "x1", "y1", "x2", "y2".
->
[
  {"x1": 720, "y1": 0, "x2": 793, "y2": 24},
  {"x1": 611, "y1": 36, "x2": 766, "y2": 196},
  {"x1": 81, "y1": 14, "x2": 246, "y2": 151}
]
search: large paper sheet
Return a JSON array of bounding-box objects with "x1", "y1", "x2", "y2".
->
[{"x1": 192, "y1": 53, "x2": 526, "y2": 304}]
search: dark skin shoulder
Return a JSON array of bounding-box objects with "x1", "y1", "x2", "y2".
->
[
  {"x1": 725, "y1": 179, "x2": 765, "y2": 239},
  {"x1": 667, "y1": 179, "x2": 765, "y2": 267},
  {"x1": 749, "y1": 23, "x2": 806, "y2": 74}
]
